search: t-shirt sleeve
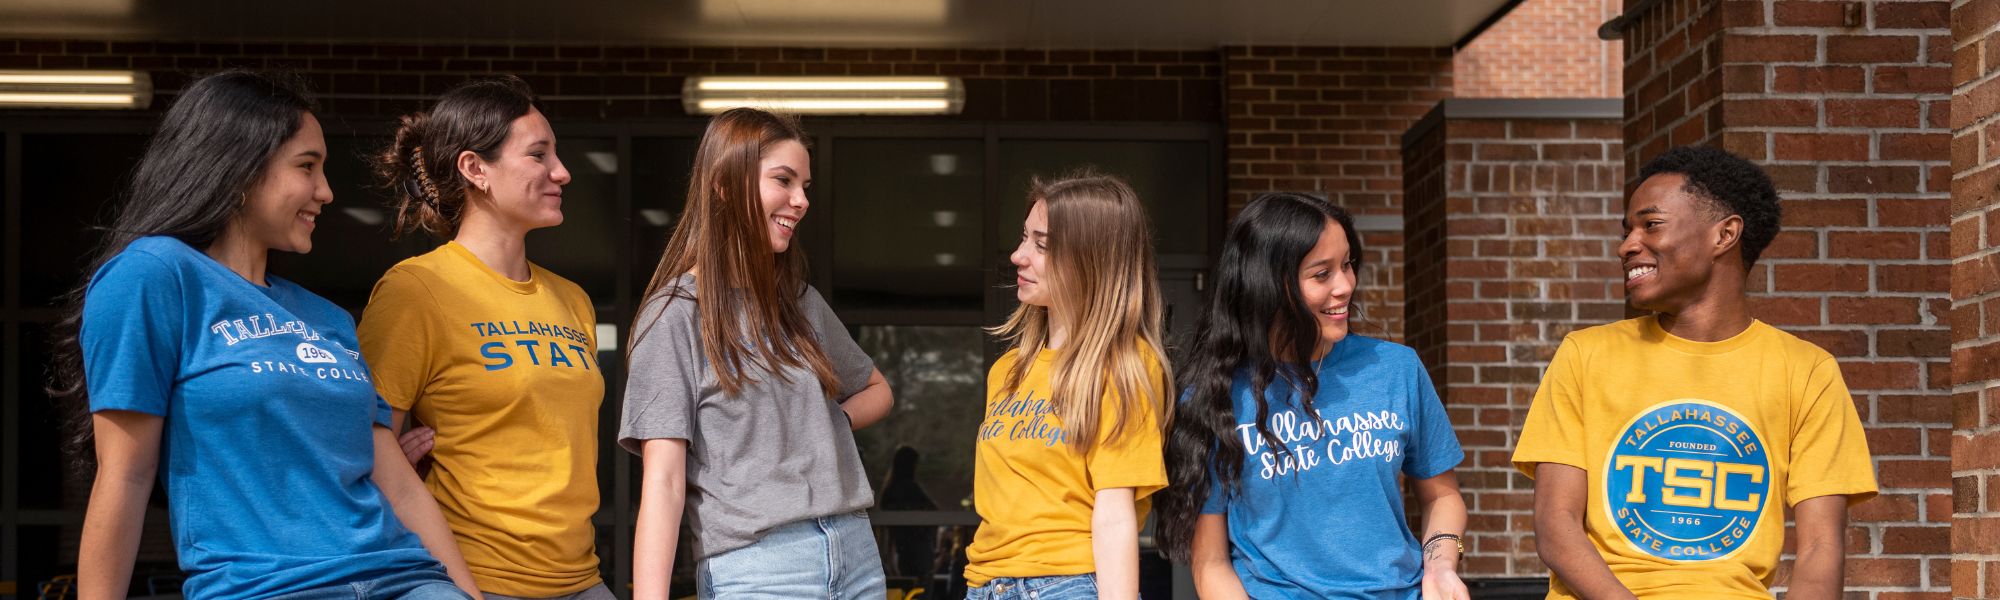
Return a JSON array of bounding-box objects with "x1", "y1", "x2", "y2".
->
[
  {"x1": 1087, "y1": 353, "x2": 1169, "y2": 500},
  {"x1": 372, "y1": 395, "x2": 396, "y2": 429},
  {"x1": 804, "y1": 286, "x2": 875, "y2": 400},
  {"x1": 1404, "y1": 359, "x2": 1464, "y2": 480},
  {"x1": 81, "y1": 251, "x2": 185, "y2": 416},
  {"x1": 1513, "y1": 335, "x2": 1588, "y2": 477},
  {"x1": 618, "y1": 295, "x2": 702, "y2": 455},
  {"x1": 356, "y1": 267, "x2": 439, "y2": 412},
  {"x1": 1787, "y1": 357, "x2": 1879, "y2": 505}
]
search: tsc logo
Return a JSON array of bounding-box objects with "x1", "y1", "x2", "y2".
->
[
  {"x1": 296, "y1": 343, "x2": 338, "y2": 364},
  {"x1": 1603, "y1": 400, "x2": 1769, "y2": 562}
]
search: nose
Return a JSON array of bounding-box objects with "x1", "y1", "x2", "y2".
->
[
  {"x1": 1617, "y1": 227, "x2": 1642, "y2": 261},
  {"x1": 314, "y1": 169, "x2": 334, "y2": 205},
  {"x1": 549, "y1": 154, "x2": 573, "y2": 186},
  {"x1": 1009, "y1": 240, "x2": 1030, "y2": 269}
]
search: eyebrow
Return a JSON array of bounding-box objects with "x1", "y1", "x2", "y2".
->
[
  {"x1": 1027, "y1": 229, "x2": 1046, "y2": 240},
  {"x1": 295, "y1": 149, "x2": 324, "y2": 160}
]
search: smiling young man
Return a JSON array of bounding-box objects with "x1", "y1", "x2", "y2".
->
[{"x1": 1511, "y1": 146, "x2": 1876, "y2": 600}]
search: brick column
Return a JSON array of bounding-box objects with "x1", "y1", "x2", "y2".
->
[
  {"x1": 1619, "y1": 0, "x2": 1953, "y2": 595},
  {"x1": 1950, "y1": 0, "x2": 2000, "y2": 596},
  {"x1": 1403, "y1": 98, "x2": 1626, "y2": 578}
]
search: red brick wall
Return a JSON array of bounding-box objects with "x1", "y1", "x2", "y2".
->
[
  {"x1": 0, "y1": 40, "x2": 1224, "y2": 121},
  {"x1": 1226, "y1": 46, "x2": 1455, "y2": 342},
  {"x1": 1403, "y1": 101, "x2": 1626, "y2": 577},
  {"x1": 1950, "y1": 0, "x2": 2000, "y2": 595},
  {"x1": 1622, "y1": 0, "x2": 1953, "y2": 596},
  {"x1": 1456, "y1": 0, "x2": 1625, "y2": 98}
]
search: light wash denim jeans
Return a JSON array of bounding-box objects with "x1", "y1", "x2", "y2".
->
[
  {"x1": 267, "y1": 568, "x2": 470, "y2": 600},
  {"x1": 964, "y1": 574, "x2": 1101, "y2": 600},
  {"x1": 481, "y1": 582, "x2": 616, "y2": 600},
  {"x1": 695, "y1": 511, "x2": 886, "y2": 599}
]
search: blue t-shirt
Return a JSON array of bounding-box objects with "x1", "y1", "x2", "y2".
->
[
  {"x1": 81, "y1": 236, "x2": 443, "y2": 599},
  {"x1": 1199, "y1": 336, "x2": 1464, "y2": 599}
]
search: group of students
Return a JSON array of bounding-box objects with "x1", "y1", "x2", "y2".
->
[{"x1": 53, "y1": 67, "x2": 1876, "y2": 600}]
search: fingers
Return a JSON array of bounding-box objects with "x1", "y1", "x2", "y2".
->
[{"x1": 399, "y1": 426, "x2": 435, "y2": 466}]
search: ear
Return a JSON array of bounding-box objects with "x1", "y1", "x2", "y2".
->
[
  {"x1": 1712, "y1": 214, "x2": 1744, "y2": 262},
  {"x1": 456, "y1": 150, "x2": 486, "y2": 193}
]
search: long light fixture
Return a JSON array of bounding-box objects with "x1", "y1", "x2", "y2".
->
[
  {"x1": 683, "y1": 76, "x2": 963, "y2": 116},
  {"x1": 0, "y1": 70, "x2": 152, "y2": 109}
]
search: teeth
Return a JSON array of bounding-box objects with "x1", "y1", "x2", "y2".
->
[
  {"x1": 775, "y1": 216, "x2": 797, "y2": 229},
  {"x1": 1323, "y1": 306, "x2": 1348, "y2": 315},
  {"x1": 1626, "y1": 266, "x2": 1655, "y2": 280},
  {"x1": 300, "y1": 212, "x2": 316, "y2": 222}
]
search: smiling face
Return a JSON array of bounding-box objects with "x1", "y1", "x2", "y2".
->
[
  {"x1": 1297, "y1": 218, "x2": 1356, "y2": 350},
  {"x1": 758, "y1": 139, "x2": 811, "y2": 253},
  {"x1": 472, "y1": 107, "x2": 571, "y2": 232},
  {"x1": 1620, "y1": 173, "x2": 1739, "y2": 314},
  {"x1": 236, "y1": 112, "x2": 332, "y2": 254},
  {"x1": 1010, "y1": 199, "x2": 1052, "y2": 307}
]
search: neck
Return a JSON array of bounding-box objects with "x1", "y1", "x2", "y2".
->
[
  {"x1": 204, "y1": 226, "x2": 269, "y2": 286},
  {"x1": 1655, "y1": 276, "x2": 1752, "y2": 342},
  {"x1": 454, "y1": 207, "x2": 532, "y2": 282},
  {"x1": 1045, "y1": 309, "x2": 1068, "y2": 350}
]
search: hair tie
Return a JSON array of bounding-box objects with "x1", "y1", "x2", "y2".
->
[{"x1": 411, "y1": 145, "x2": 442, "y2": 207}]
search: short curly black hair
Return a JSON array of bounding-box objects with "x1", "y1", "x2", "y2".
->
[{"x1": 1635, "y1": 145, "x2": 1783, "y2": 267}]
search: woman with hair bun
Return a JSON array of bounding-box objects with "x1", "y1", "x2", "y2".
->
[{"x1": 359, "y1": 76, "x2": 611, "y2": 600}]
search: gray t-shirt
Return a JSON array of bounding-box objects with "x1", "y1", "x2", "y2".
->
[{"x1": 618, "y1": 276, "x2": 878, "y2": 559}]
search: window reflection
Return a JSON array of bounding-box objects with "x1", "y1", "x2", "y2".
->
[{"x1": 832, "y1": 139, "x2": 985, "y2": 312}]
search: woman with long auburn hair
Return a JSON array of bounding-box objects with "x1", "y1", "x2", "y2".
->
[
  {"x1": 618, "y1": 107, "x2": 894, "y2": 599},
  {"x1": 964, "y1": 171, "x2": 1174, "y2": 600},
  {"x1": 1155, "y1": 193, "x2": 1468, "y2": 600}
]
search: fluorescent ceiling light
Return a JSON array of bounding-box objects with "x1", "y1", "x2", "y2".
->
[
  {"x1": 684, "y1": 76, "x2": 963, "y2": 116},
  {"x1": 0, "y1": 70, "x2": 151, "y2": 109},
  {"x1": 585, "y1": 151, "x2": 619, "y2": 174}
]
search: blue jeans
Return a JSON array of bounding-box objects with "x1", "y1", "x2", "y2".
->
[
  {"x1": 268, "y1": 568, "x2": 469, "y2": 600},
  {"x1": 696, "y1": 511, "x2": 887, "y2": 599},
  {"x1": 965, "y1": 574, "x2": 1100, "y2": 600}
]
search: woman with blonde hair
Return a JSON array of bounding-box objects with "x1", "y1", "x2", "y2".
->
[
  {"x1": 619, "y1": 107, "x2": 894, "y2": 599},
  {"x1": 965, "y1": 171, "x2": 1173, "y2": 600}
]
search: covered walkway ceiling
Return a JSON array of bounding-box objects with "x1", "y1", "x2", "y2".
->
[{"x1": 0, "y1": 0, "x2": 1517, "y2": 49}]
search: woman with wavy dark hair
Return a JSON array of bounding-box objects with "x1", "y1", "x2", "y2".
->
[
  {"x1": 619, "y1": 107, "x2": 894, "y2": 599},
  {"x1": 53, "y1": 70, "x2": 478, "y2": 599},
  {"x1": 359, "y1": 76, "x2": 610, "y2": 600},
  {"x1": 1155, "y1": 193, "x2": 1468, "y2": 600}
]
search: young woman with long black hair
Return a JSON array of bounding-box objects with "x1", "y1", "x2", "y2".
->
[
  {"x1": 1156, "y1": 193, "x2": 1468, "y2": 600},
  {"x1": 54, "y1": 70, "x2": 478, "y2": 600}
]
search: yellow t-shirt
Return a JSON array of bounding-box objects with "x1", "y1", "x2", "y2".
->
[
  {"x1": 1512, "y1": 317, "x2": 1876, "y2": 599},
  {"x1": 357, "y1": 241, "x2": 604, "y2": 597},
  {"x1": 964, "y1": 346, "x2": 1168, "y2": 587}
]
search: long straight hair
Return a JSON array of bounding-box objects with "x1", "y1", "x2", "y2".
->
[
  {"x1": 47, "y1": 70, "x2": 318, "y2": 469},
  {"x1": 990, "y1": 171, "x2": 1173, "y2": 455},
  {"x1": 1155, "y1": 193, "x2": 1363, "y2": 562},
  {"x1": 633, "y1": 108, "x2": 839, "y2": 398}
]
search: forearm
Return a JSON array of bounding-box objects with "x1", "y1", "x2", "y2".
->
[
  {"x1": 374, "y1": 429, "x2": 482, "y2": 599},
  {"x1": 1090, "y1": 489, "x2": 1140, "y2": 600},
  {"x1": 840, "y1": 371, "x2": 893, "y2": 430},
  {"x1": 79, "y1": 474, "x2": 151, "y2": 599},
  {"x1": 1535, "y1": 510, "x2": 1633, "y2": 600},
  {"x1": 634, "y1": 439, "x2": 689, "y2": 600},
  {"x1": 1419, "y1": 492, "x2": 1467, "y2": 573}
]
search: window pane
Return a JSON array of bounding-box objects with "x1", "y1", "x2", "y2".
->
[
  {"x1": 20, "y1": 134, "x2": 147, "y2": 308},
  {"x1": 994, "y1": 140, "x2": 1210, "y2": 256},
  {"x1": 630, "y1": 137, "x2": 699, "y2": 295},
  {"x1": 526, "y1": 137, "x2": 619, "y2": 304},
  {"x1": 851, "y1": 324, "x2": 985, "y2": 512},
  {"x1": 831, "y1": 140, "x2": 985, "y2": 312},
  {"x1": 271, "y1": 135, "x2": 434, "y2": 311}
]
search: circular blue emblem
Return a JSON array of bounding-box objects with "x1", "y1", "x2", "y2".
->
[{"x1": 1602, "y1": 400, "x2": 1770, "y2": 561}]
